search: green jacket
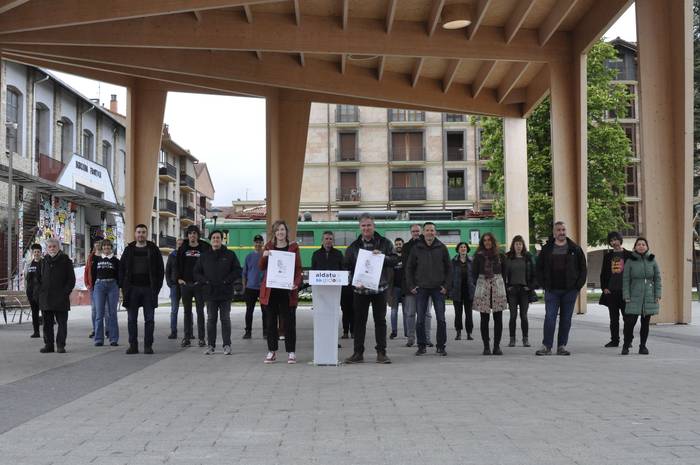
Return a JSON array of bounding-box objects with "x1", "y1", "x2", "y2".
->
[{"x1": 622, "y1": 251, "x2": 661, "y2": 316}]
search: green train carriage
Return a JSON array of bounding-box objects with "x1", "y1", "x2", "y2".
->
[{"x1": 203, "y1": 219, "x2": 505, "y2": 269}]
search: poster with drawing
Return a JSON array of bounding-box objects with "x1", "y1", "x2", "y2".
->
[
  {"x1": 352, "y1": 248, "x2": 384, "y2": 291},
  {"x1": 266, "y1": 250, "x2": 296, "y2": 290}
]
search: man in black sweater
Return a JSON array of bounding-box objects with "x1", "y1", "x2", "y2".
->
[
  {"x1": 120, "y1": 224, "x2": 165, "y2": 354},
  {"x1": 311, "y1": 231, "x2": 344, "y2": 271},
  {"x1": 175, "y1": 225, "x2": 211, "y2": 348}
]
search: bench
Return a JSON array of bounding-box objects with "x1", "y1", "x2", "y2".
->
[{"x1": 0, "y1": 291, "x2": 32, "y2": 325}]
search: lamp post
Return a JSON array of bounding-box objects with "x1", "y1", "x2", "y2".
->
[{"x1": 5, "y1": 122, "x2": 18, "y2": 290}]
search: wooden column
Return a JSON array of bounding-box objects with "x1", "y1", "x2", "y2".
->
[
  {"x1": 125, "y1": 79, "x2": 167, "y2": 241},
  {"x1": 503, "y1": 117, "x2": 529, "y2": 246},
  {"x1": 265, "y1": 90, "x2": 311, "y2": 239},
  {"x1": 636, "y1": 0, "x2": 693, "y2": 323},
  {"x1": 550, "y1": 55, "x2": 588, "y2": 313}
]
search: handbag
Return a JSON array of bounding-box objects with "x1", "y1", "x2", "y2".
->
[{"x1": 528, "y1": 289, "x2": 539, "y2": 303}]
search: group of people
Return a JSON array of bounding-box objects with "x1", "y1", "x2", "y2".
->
[{"x1": 23, "y1": 214, "x2": 662, "y2": 361}]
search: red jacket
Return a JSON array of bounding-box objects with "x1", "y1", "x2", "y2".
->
[
  {"x1": 84, "y1": 252, "x2": 96, "y2": 290},
  {"x1": 258, "y1": 241, "x2": 302, "y2": 306}
]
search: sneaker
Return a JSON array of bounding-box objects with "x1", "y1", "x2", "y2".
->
[
  {"x1": 110, "y1": 342, "x2": 119, "y2": 347},
  {"x1": 180, "y1": 338, "x2": 191, "y2": 348},
  {"x1": 482, "y1": 347, "x2": 491, "y2": 355},
  {"x1": 376, "y1": 352, "x2": 392, "y2": 364},
  {"x1": 436, "y1": 347, "x2": 447, "y2": 356},
  {"x1": 95, "y1": 342, "x2": 104, "y2": 347},
  {"x1": 242, "y1": 330, "x2": 252, "y2": 339},
  {"x1": 508, "y1": 337, "x2": 516, "y2": 347},
  {"x1": 426, "y1": 342, "x2": 434, "y2": 348},
  {"x1": 604, "y1": 340, "x2": 619, "y2": 348},
  {"x1": 288, "y1": 352, "x2": 297, "y2": 364},
  {"x1": 344, "y1": 352, "x2": 364, "y2": 364},
  {"x1": 126, "y1": 345, "x2": 139, "y2": 354},
  {"x1": 198, "y1": 339, "x2": 206, "y2": 347},
  {"x1": 389, "y1": 332, "x2": 397, "y2": 340},
  {"x1": 341, "y1": 332, "x2": 349, "y2": 339},
  {"x1": 223, "y1": 345, "x2": 232, "y2": 355},
  {"x1": 30, "y1": 332, "x2": 40, "y2": 338},
  {"x1": 556, "y1": 346, "x2": 570, "y2": 356},
  {"x1": 56, "y1": 346, "x2": 66, "y2": 353},
  {"x1": 144, "y1": 346, "x2": 154, "y2": 355},
  {"x1": 264, "y1": 351, "x2": 277, "y2": 364},
  {"x1": 536, "y1": 346, "x2": 552, "y2": 356},
  {"x1": 455, "y1": 331, "x2": 461, "y2": 340},
  {"x1": 39, "y1": 345, "x2": 54, "y2": 353},
  {"x1": 204, "y1": 346, "x2": 215, "y2": 355},
  {"x1": 639, "y1": 346, "x2": 649, "y2": 355},
  {"x1": 415, "y1": 346, "x2": 426, "y2": 356},
  {"x1": 621, "y1": 345, "x2": 630, "y2": 355},
  {"x1": 522, "y1": 338, "x2": 530, "y2": 347},
  {"x1": 467, "y1": 334, "x2": 474, "y2": 341},
  {"x1": 492, "y1": 346, "x2": 503, "y2": 356},
  {"x1": 405, "y1": 340, "x2": 415, "y2": 347},
  {"x1": 167, "y1": 333, "x2": 177, "y2": 340}
]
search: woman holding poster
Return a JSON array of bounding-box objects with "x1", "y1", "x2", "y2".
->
[{"x1": 259, "y1": 220, "x2": 303, "y2": 364}]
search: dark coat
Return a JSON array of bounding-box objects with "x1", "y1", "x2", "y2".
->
[
  {"x1": 119, "y1": 241, "x2": 165, "y2": 308},
  {"x1": 344, "y1": 232, "x2": 398, "y2": 292},
  {"x1": 258, "y1": 241, "x2": 303, "y2": 307},
  {"x1": 472, "y1": 250, "x2": 506, "y2": 282},
  {"x1": 38, "y1": 251, "x2": 76, "y2": 312},
  {"x1": 405, "y1": 236, "x2": 452, "y2": 290},
  {"x1": 598, "y1": 248, "x2": 632, "y2": 306},
  {"x1": 449, "y1": 255, "x2": 475, "y2": 303},
  {"x1": 622, "y1": 252, "x2": 661, "y2": 316},
  {"x1": 536, "y1": 237, "x2": 588, "y2": 291},
  {"x1": 193, "y1": 247, "x2": 242, "y2": 301},
  {"x1": 25, "y1": 259, "x2": 41, "y2": 302},
  {"x1": 504, "y1": 252, "x2": 537, "y2": 289},
  {"x1": 311, "y1": 247, "x2": 344, "y2": 271},
  {"x1": 165, "y1": 251, "x2": 177, "y2": 288}
]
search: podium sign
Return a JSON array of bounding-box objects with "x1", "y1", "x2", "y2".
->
[{"x1": 309, "y1": 270, "x2": 348, "y2": 366}]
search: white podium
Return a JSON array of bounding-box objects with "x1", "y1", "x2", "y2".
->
[{"x1": 309, "y1": 270, "x2": 348, "y2": 366}]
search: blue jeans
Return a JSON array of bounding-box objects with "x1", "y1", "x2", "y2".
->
[
  {"x1": 169, "y1": 285, "x2": 180, "y2": 334},
  {"x1": 90, "y1": 287, "x2": 96, "y2": 333},
  {"x1": 542, "y1": 289, "x2": 579, "y2": 349},
  {"x1": 390, "y1": 287, "x2": 404, "y2": 335},
  {"x1": 93, "y1": 279, "x2": 119, "y2": 344},
  {"x1": 416, "y1": 288, "x2": 446, "y2": 349}
]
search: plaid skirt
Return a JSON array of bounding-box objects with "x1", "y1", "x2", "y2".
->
[{"x1": 473, "y1": 275, "x2": 507, "y2": 314}]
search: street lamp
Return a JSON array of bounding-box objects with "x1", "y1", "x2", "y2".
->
[{"x1": 5, "y1": 122, "x2": 18, "y2": 290}]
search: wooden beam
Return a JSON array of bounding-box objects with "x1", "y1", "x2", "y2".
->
[
  {"x1": 192, "y1": 10, "x2": 202, "y2": 21},
  {"x1": 5, "y1": 45, "x2": 522, "y2": 117},
  {"x1": 342, "y1": 0, "x2": 349, "y2": 29},
  {"x1": 501, "y1": 88, "x2": 526, "y2": 105},
  {"x1": 523, "y1": 64, "x2": 550, "y2": 118},
  {"x1": 442, "y1": 58, "x2": 460, "y2": 93},
  {"x1": 255, "y1": 50, "x2": 263, "y2": 60},
  {"x1": 539, "y1": 0, "x2": 578, "y2": 46},
  {"x1": 573, "y1": 0, "x2": 633, "y2": 54},
  {"x1": 0, "y1": 0, "x2": 284, "y2": 34},
  {"x1": 293, "y1": 0, "x2": 301, "y2": 26},
  {"x1": 467, "y1": 0, "x2": 493, "y2": 40},
  {"x1": 427, "y1": 0, "x2": 445, "y2": 37},
  {"x1": 299, "y1": 52, "x2": 305, "y2": 66},
  {"x1": 471, "y1": 60, "x2": 497, "y2": 98},
  {"x1": 504, "y1": 0, "x2": 536, "y2": 44},
  {"x1": 497, "y1": 61, "x2": 528, "y2": 103},
  {"x1": 412, "y1": 57, "x2": 424, "y2": 87},
  {"x1": 0, "y1": 0, "x2": 29, "y2": 15},
  {"x1": 386, "y1": 0, "x2": 397, "y2": 33},
  {"x1": 243, "y1": 4, "x2": 254, "y2": 23},
  {"x1": 377, "y1": 55, "x2": 386, "y2": 81},
  {"x1": 340, "y1": 54, "x2": 347, "y2": 74},
  {"x1": 0, "y1": 13, "x2": 571, "y2": 63}
]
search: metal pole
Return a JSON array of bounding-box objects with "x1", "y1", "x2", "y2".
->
[{"x1": 7, "y1": 149, "x2": 12, "y2": 290}]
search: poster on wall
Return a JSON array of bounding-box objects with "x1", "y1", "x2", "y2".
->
[{"x1": 115, "y1": 215, "x2": 124, "y2": 255}]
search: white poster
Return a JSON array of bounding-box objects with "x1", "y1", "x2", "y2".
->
[
  {"x1": 266, "y1": 250, "x2": 296, "y2": 290},
  {"x1": 352, "y1": 248, "x2": 384, "y2": 291}
]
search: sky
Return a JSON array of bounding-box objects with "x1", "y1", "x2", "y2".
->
[{"x1": 51, "y1": 4, "x2": 637, "y2": 207}]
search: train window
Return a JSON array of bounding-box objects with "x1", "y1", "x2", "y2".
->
[
  {"x1": 437, "y1": 229, "x2": 461, "y2": 244},
  {"x1": 296, "y1": 231, "x2": 315, "y2": 245},
  {"x1": 469, "y1": 229, "x2": 480, "y2": 244}
]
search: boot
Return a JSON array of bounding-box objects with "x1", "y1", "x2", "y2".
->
[
  {"x1": 508, "y1": 337, "x2": 516, "y2": 347},
  {"x1": 242, "y1": 330, "x2": 252, "y2": 339},
  {"x1": 621, "y1": 344, "x2": 630, "y2": 355},
  {"x1": 482, "y1": 341, "x2": 491, "y2": 355},
  {"x1": 40, "y1": 344, "x2": 54, "y2": 353},
  {"x1": 492, "y1": 345, "x2": 503, "y2": 356},
  {"x1": 466, "y1": 333, "x2": 474, "y2": 340},
  {"x1": 455, "y1": 330, "x2": 461, "y2": 340},
  {"x1": 126, "y1": 343, "x2": 139, "y2": 354},
  {"x1": 522, "y1": 337, "x2": 530, "y2": 347}
]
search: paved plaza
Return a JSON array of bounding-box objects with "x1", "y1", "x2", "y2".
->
[{"x1": 2, "y1": 300, "x2": 700, "y2": 465}]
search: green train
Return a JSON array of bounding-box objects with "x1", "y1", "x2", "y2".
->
[{"x1": 203, "y1": 219, "x2": 505, "y2": 269}]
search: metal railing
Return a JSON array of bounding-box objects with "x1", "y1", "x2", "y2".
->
[
  {"x1": 180, "y1": 206, "x2": 195, "y2": 221},
  {"x1": 391, "y1": 187, "x2": 426, "y2": 201},
  {"x1": 159, "y1": 198, "x2": 177, "y2": 214},
  {"x1": 180, "y1": 173, "x2": 195, "y2": 190},
  {"x1": 336, "y1": 105, "x2": 359, "y2": 122},
  {"x1": 336, "y1": 187, "x2": 361, "y2": 202},
  {"x1": 389, "y1": 109, "x2": 425, "y2": 122},
  {"x1": 336, "y1": 147, "x2": 360, "y2": 161},
  {"x1": 159, "y1": 235, "x2": 177, "y2": 249},
  {"x1": 158, "y1": 162, "x2": 177, "y2": 179},
  {"x1": 447, "y1": 187, "x2": 466, "y2": 201}
]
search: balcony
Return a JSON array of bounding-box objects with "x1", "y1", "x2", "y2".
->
[
  {"x1": 180, "y1": 173, "x2": 195, "y2": 192},
  {"x1": 336, "y1": 187, "x2": 361, "y2": 202},
  {"x1": 447, "y1": 187, "x2": 466, "y2": 201},
  {"x1": 336, "y1": 147, "x2": 360, "y2": 162},
  {"x1": 158, "y1": 162, "x2": 176, "y2": 181},
  {"x1": 38, "y1": 153, "x2": 65, "y2": 182},
  {"x1": 199, "y1": 206, "x2": 207, "y2": 216},
  {"x1": 180, "y1": 206, "x2": 195, "y2": 225},
  {"x1": 336, "y1": 106, "x2": 359, "y2": 123},
  {"x1": 158, "y1": 198, "x2": 177, "y2": 217},
  {"x1": 391, "y1": 187, "x2": 426, "y2": 201},
  {"x1": 389, "y1": 109, "x2": 425, "y2": 122},
  {"x1": 391, "y1": 147, "x2": 426, "y2": 162},
  {"x1": 158, "y1": 234, "x2": 177, "y2": 250}
]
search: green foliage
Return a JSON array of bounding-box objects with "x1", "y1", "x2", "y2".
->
[{"x1": 478, "y1": 40, "x2": 632, "y2": 246}]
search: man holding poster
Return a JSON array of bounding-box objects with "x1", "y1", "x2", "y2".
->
[{"x1": 344, "y1": 213, "x2": 398, "y2": 364}]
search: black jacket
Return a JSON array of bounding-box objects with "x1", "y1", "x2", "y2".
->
[
  {"x1": 472, "y1": 250, "x2": 506, "y2": 282},
  {"x1": 25, "y1": 259, "x2": 41, "y2": 301},
  {"x1": 406, "y1": 236, "x2": 452, "y2": 290},
  {"x1": 344, "y1": 232, "x2": 398, "y2": 293},
  {"x1": 38, "y1": 252, "x2": 76, "y2": 312},
  {"x1": 599, "y1": 248, "x2": 632, "y2": 305},
  {"x1": 119, "y1": 241, "x2": 165, "y2": 308},
  {"x1": 399, "y1": 237, "x2": 419, "y2": 294},
  {"x1": 311, "y1": 247, "x2": 344, "y2": 271},
  {"x1": 504, "y1": 252, "x2": 537, "y2": 289},
  {"x1": 165, "y1": 251, "x2": 177, "y2": 288},
  {"x1": 450, "y1": 255, "x2": 475, "y2": 302},
  {"x1": 536, "y1": 237, "x2": 588, "y2": 291},
  {"x1": 193, "y1": 247, "x2": 242, "y2": 301},
  {"x1": 175, "y1": 241, "x2": 212, "y2": 284}
]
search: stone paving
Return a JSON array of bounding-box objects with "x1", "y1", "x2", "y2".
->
[{"x1": 2, "y1": 301, "x2": 700, "y2": 465}]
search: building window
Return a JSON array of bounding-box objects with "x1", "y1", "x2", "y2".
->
[
  {"x1": 389, "y1": 109, "x2": 425, "y2": 122},
  {"x1": 60, "y1": 118, "x2": 74, "y2": 164},
  {"x1": 391, "y1": 170, "x2": 426, "y2": 200},
  {"x1": 476, "y1": 127, "x2": 486, "y2": 159},
  {"x1": 437, "y1": 229, "x2": 461, "y2": 244},
  {"x1": 102, "y1": 141, "x2": 112, "y2": 177},
  {"x1": 445, "y1": 131, "x2": 465, "y2": 161},
  {"x1": 35, "y1": 103, "x2": 51, "y2": 159},
  {"x1": 623, "y1": 125, "x2": 637, "y2": 158},
  {"x1": 391, "y1": 131, "x2": 424, "y2": 161},
  {"x1": 625, "y1": 164, "x2": 639, "y2": 197},
  {"x1": 606, "y1": 57, "x2": 624, "y2": 80},
  {"x1": 338, "y1": 132, "x2": 358, "y2": 161},
  {"x1": 480, "y1": 169, "x2": 493, "y2": 199},
  {"x1": 337, "y1": 171, "x2": 359, "y2": 201},
  {"x1": 625, "y1": 84, "x2": 636, "y2": 119},
  {"x1": 447, "y1": 170, "x2": 466, "y2": 201},
  {"x1": 5, "y1": 88, "x2": 21, "y2": 154},
  {"x1": 159, "y1": 149, "x2": 167, "y2": 164},
  {"x1": 336, "y1": 105, "x2": 358, "y2": 123},
  {"x1": 444, "y1": 113, "x2": 465, "y2": 122},
  {"x1": 82, "y1": 129, "x2": 94, "y2": 160},
  {"x1": 621, "y1": 203, "x2": 640, "y2": 236}
]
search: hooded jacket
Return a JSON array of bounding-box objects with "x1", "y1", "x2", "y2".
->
[
  {"x1": 38, "y1": 251, "x2": 76, "y2": 312},
  {"x1": 193, "y1": 246, "x2": 242, "y2": 301},
  {"x1": 119, "y1": 240, "x2": 165, "y2": 308},
  {"x1": 536, "y1": 237, "x2": 588, "y2": 291},
  {"x1": 344, "y1": 231, "x2": 398, "y2": 294},
  {"x1": 622, "y1": 251, "x2": 661, "y2": 316},
  {"x1": 405, "y1": 235, "x2": 451, "y2": 290}
]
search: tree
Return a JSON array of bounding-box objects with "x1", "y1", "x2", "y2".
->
[{"x1": 478, "y1": 40, "x2": 632, "y2": 246}]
